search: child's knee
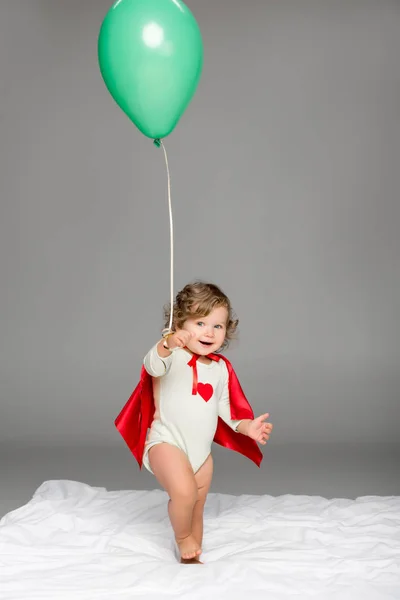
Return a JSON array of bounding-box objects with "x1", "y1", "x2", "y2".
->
[
  {"x1": 170, "y1": 483, "x2": 198, "y2": 507},
  {"x1": 193, "y1": 496, "x2": 207, "y2": 516}
]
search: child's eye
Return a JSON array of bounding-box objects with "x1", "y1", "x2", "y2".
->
[
  {"x1": 215, "y1": 324, "x2": 222, "y2": 329},
  {"x1": 197, "y1": 321, "x2": 204, "y2": 326}
]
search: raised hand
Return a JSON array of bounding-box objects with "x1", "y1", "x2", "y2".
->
[{"x1": 166, "y1": 329, "x2": 194, "y2": 350}]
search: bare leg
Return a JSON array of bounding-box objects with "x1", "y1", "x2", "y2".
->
[
  {"x1": 179, "y1": 454, "x2": 213, "y2": 564},
  {"x1": 192, "y1": 454, "x2": 213, "y2": 551},
  {"x1": 148, "y1": 444, "x2": 201, "y2": 560}
]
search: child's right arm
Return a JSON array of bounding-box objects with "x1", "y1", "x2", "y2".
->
[
  {"x1": 143, "y1": 330, "x2": 193, "y2": 377},
  {"x1": 143, "y1": 341, "x2": 173, "y2": 377}
]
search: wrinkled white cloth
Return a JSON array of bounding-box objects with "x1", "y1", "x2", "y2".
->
[{"x1": 0, "y1": 480, "x2": 399, "y2": 600}]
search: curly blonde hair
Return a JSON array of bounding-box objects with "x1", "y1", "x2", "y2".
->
[{"x1": 163, "y1": 281, "x2": 239, "y2": 351}]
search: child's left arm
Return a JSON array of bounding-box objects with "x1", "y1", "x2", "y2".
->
[{"x1": 217, "y1": 363, "x2": 273, "y2": 444}]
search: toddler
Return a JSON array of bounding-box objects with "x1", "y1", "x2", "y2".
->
[{"x1": 116, "y1": 282, "x2": 273, "y2": 563}]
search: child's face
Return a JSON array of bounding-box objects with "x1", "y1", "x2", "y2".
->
[{"x1": 182, "y1": 306, "x2": 228, "y2": 355}]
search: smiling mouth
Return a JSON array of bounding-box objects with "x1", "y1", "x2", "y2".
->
[{"x1": 199, "y1": 341, "x2": 213, "y2": 346}]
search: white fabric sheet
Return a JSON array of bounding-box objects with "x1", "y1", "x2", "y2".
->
[{"x1": 0, "y1": 480, "x2": 399, "y2": 599}]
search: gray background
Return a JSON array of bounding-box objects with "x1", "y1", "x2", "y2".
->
[{"x1": 1, "y1": 0, "x2": 399, "y2": 516}]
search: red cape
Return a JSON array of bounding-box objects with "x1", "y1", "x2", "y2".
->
[{"x1": 115, "y1": 352, "x2": 263, "y2": 468}]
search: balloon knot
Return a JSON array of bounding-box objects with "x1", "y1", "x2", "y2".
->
[{"x1": 153, "y1": 138, "x2": 161, "y2": 148}]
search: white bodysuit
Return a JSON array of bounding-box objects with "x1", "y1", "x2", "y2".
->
[{"x1": 142, "y1": 344, "x2": 242, "y2": 474}]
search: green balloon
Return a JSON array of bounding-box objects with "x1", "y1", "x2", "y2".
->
[{"x1": 98, "y1": 0, "x2": 203, "y2": 140}]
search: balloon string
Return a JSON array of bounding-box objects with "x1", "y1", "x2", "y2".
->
[{"x1": 159, "y1": 139, "x2": 174, "y2": 333}]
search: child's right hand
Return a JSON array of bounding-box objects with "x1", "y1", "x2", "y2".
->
[{"x1": 166, "y1": 329, "x2": 193, "y2": 350}]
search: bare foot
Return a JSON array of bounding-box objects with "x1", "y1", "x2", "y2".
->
[
  {"x1": 180, "y1": 557, "x2": 203, "y2": 565},
  {"x1": 176, "y1": 535, "x2": 201, "y2": 560}
]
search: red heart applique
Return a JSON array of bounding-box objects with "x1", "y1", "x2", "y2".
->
[{"x1": 197, "y1": 383, "x2": 214, "y2": 402}]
